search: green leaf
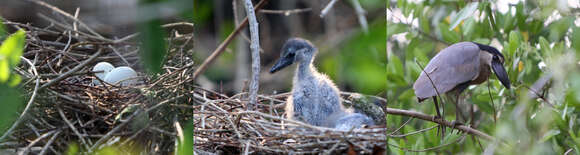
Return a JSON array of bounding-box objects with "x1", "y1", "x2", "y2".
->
[
  {"x1": 508, "y1": 31, "x2": 520, "y2": 56},
  {"x1": 449, "y1": 2, "x2": 479, "y2": 30},
  {"x1": 66, "y1": 143, "x2": 79, "y2": 155},
  {"x1": 439, "y1": 22, "x2": 460, "y2": 43},
  {"x1": 0, "y1": 30, "x2": 26, "y2": 67},
  {"x1": 0, "y1": 60, "x2": 9, "y2": 83},
  {"x1": 538, "y1": 37, "x2": 551, "y2": 55},
  {"x1": 462, "y1": 17, "x2": 476, "y2": 38},
  {"x1": 387, "y1": 23, "x2": 407, "y2": 38},
  {"x1": 419, "y1": 14, "x2": 430, "y2": 34},
  {"x1": 7, "y1": 74, "x2": 20, "y2": 87},
  {"x1": 571, "y1": 27, "x2": 580, "y2": 56},
  {"x1": 0, "y1": 84, "x2": 22, "y2": 135},
  {"x1": 540, "y1": 129, "x2": 561, "y2": 142},
  {"x1": 472, "y1": 38, "x2": 490, "y2": 44},
  {"x1": 388, "y1": 54, "x2": 403, "y2": 75},
  {"x1": 176, "y1": 123, "x2": 193, "y2": 155},
  {"x1": 548, "y1": 17, "x2": 573, "y2": 42}
]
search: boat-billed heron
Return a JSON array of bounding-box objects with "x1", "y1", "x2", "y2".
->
[
  {"x1": 413, "y1": 42, "x2": 511, "y2": 123},
  {"x1": 270, "y1": 38, "x2": 374, "y2": 130}
]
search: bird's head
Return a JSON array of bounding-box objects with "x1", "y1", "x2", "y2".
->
[
  {"x1": 475, "y1": 43, "x2": 511, "y2": 89},
  {"x1": 269, "y1": 38, "x2": 316, "y2": 73}
]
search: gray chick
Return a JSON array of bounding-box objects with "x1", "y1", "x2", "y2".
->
[{"x1": 270, "y1": 38, "x2": 374, "y2": 129}]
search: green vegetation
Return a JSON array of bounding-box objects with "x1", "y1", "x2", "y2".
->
[
  {"x1": 388, "y1": 0, "x2": 580, "y2": 154},
  {"x1": 0, "y1": 24, "x2": 25, "y2": 138}
]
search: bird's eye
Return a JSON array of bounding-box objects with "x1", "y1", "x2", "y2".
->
[{"x1": 286, "y1": 52, "x2": 295, "y2": 58}]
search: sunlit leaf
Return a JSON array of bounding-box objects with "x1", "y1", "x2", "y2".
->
[
  {"x1": 450, "y1": 2, "x2": 479, "y2": 30},
  {"x1": 0, "y1": 60, "x2": 9, "y2": 82},
  {"x1": 0, "y1": 30, "x2": 25, "y2": 66}
]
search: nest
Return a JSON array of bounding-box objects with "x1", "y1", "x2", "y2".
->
[
  {"x1": 1, "y1": 15, "x2": 194, "y2": 154},
  {"x1": 193, "y1": 89, "x2": 387, "y2": 154}
]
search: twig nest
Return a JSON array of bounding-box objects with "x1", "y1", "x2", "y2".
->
[
  {"x1": 104, "y1": 66, "x2": 138, "y2": 86},
  {"x1": 92, "y1": 62, "x2": 114, "y2": 85}
]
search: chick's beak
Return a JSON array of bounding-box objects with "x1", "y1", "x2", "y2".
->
[{"x1": 269, "y1": 56, "x2": 294, "y2": 73}]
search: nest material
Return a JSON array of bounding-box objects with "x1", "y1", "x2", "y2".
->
[
  {"x1": 193, "y1": 89, "x2": 387, "y2": 154},
  {"x1": 1, "y1": 15, "x2": 194, "y2": 154}
]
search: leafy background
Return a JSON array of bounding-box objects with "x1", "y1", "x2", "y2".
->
[{"x1": 387, "y1": 0, "x2": 580, "y2": 154}]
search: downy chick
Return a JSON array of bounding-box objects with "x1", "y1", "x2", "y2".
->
[{"x1": 270, "y1": 38, "x2": 373, "y2": 129}]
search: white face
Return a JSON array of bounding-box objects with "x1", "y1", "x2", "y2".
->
[{"x1": 480, "y1": 50, "x2": 494, "y2": 66}]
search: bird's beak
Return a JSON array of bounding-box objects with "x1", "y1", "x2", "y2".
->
[
  {"x1": 269, "y1": 56, "x2": 294, "y2": 73},
  {"x1": 491, "y1": 60, "x2": 511, "y2": 89}
]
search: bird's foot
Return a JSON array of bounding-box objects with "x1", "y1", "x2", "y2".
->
[
  {"x1": 432, "y1": 115, "x2": 443, "y2": 121},
  {"x1": 450, "y1": 120, "x2": 464, "y2": 134}
]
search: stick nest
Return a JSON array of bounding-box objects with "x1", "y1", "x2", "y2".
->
[
  {"x1": 193, "y1": 89, "x2": 387, "y2": 154},
  {"x1": 2, "y1": 16, "x2": 194, "y2": 154}
]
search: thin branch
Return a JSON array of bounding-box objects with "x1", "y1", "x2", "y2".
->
[
  {"x1": 192, "y1": 0, "x2": 269, "y2": 82},
  {"x1": 39, "y1": 49, "x2": 102, "y2": 90},
  {"x1": 320, "y1": 0, "x2": 340, "y2": 18},
  {"x1": 259, "y1": 8, "x2": 312, "y2": 15},
  {"x1": 243, "y1": 0, "x2": 261, "y2": 110},
  {"x1": 350, "y1": 0, "x2": 368, "y2": 33},
  {"x1": 28, "y1": 0, "x2": 108, "y2": 40},
  {"x1": 385, "y1": 108, "x2": 494, "y2": 141}
]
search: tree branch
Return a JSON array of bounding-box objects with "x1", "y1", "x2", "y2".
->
[
  {"x1": 385, "y1": 108, "x2": 494, "y2": 141},
  {"x1": 243, "y1": 0, "x2": 261, "y2": 110}
]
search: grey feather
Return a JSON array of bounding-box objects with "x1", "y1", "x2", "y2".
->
[{"x1": 413, "y1": 42, "x2": 481, "y2": 100}]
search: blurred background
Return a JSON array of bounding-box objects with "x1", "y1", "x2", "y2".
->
[
  {"x1": 193, "y1": 0, "x2": 386, "y2": 97},
  {"x1": 388, "y1": 0, "x2": 580, "y2": 154}
]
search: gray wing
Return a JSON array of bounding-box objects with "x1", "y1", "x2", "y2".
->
[{"x1": 413, "y1": 42, "x2": 481, "y2": 100}]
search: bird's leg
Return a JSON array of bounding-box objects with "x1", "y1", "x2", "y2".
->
[
  {"x1": 432, "y1": 96, "x2": 445, "y2": 138},
  {"x1": 432, "y1": 96, "x2": 443, "y2": 119},
  {"x1": 451, "y1": 94, "x2": 465, "y2": 134}
]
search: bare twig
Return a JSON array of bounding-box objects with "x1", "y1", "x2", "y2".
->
[
  {"x1": 57, "y1": 107, "x2": 89, "y2": 150},
  {"x1": 19, "y1": 130, "x2": 57, "y2": 155},
  {"x1": 243, "y1": 0, "x2": 261, "y2": 110},
  {"x1": 28, "y1": 0, "x2": 108, "y2": 40},
  {"x1": 38, "y1": 130, "x2": 61, "y2": 155},
  {"x1": 320, "y1": 0, "x2": 340, "y2": 18},
  {"x1": 259, "y1": 8, "x2": 312, "y2": 15},
  {"x1": 350, "y1": 0, "x2": 368, "y2": 33},
  {"x1": 39, "y1": 49, "x2": 103, "y2": 90}
]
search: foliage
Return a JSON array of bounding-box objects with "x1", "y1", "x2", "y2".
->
[
  {"x1": 0, "y1": 27, "x2": 25, "y2": 137},
  {"x1": 387, "y1": 0, "x2": 580, "y2": 154},
  {"x1": 321, "y1": 19, "x2": 387, "y2": 95},
  {"x1": 0, "y1": 29, "x2": 25, "y2": 86}
]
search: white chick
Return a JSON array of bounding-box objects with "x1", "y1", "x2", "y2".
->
[
  {"x1": 92, "y1": 62, "x2": 114, "y2": 85},
  {"x1": 104, "y1": 66, "x2": 138, "y2": 86}
]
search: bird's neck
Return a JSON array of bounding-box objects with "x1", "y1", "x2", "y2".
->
[{"x1": 296, "y1": 62, "x2": 316, "y2": 81}]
